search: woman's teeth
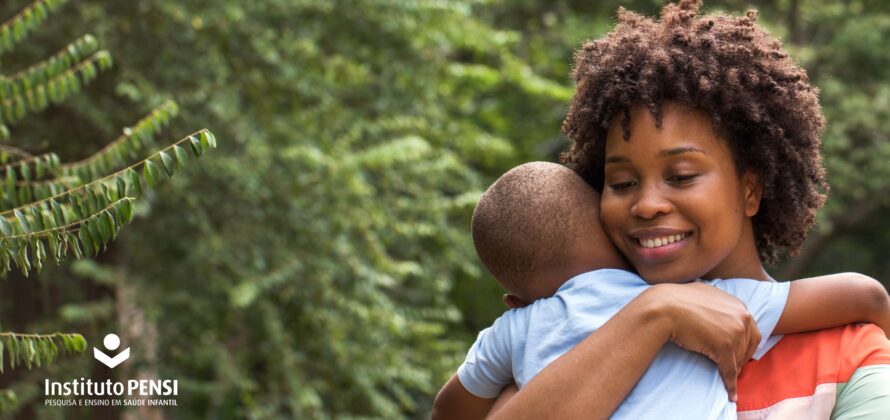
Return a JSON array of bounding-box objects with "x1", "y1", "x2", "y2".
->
[{"x1": 639, "y1": 234, "x2": 687, "y2": 249}]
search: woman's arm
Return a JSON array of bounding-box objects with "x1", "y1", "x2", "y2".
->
[
  {"x1": 775, "y1": 273, "x2": 890, "y2": 337},
  {"x1": 489, "y1": 282, "x2": 761, "y2": 419}
]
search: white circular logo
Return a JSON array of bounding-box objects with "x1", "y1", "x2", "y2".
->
[{"x1": 103, "y1": 333, "x2": 120, "y2": 351}]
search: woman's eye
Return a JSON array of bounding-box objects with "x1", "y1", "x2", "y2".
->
[
  {"x1": 668, "y1": 174, "x2": 699, "y2": 184},
  {"x1": 608, "y1": 180, "x2": 637, "y2": 191}
]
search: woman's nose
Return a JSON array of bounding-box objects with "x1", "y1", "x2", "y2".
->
[{"x1": 630, "y1": 185, "x2": 672, "y2": 219}]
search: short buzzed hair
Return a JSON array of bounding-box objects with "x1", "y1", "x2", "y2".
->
[{"x1": 471, "y1": 162, "x2": 602, "y2": 299}]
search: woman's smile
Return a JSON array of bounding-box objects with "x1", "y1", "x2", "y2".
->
[
  {"x1": 629, "y1": 229, "x2": 692, "y2": 262},
  {"x1": 600, "y1": 102, "x2": 763, "y2": 284}
]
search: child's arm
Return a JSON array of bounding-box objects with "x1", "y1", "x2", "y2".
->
[
  {"x1": 774, "y1": 273, "x2": 890, "y2": 338},
  {"x1": 431, "y1": 374, "x2": 497, "y2": 420},
  {"x1": 434, "y1": 313, "x2": 514, "y2": 419}
]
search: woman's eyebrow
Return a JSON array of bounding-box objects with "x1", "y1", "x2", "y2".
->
[
  {"x1": 659, "y1": 146, "x2": 707, "y2": 158},
  {"x1": 605, "y1": 146, "x2": 707, "y2": 165}
]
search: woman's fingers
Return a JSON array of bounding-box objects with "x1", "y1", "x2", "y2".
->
[
  {"x1": 744, "y1": 317, "x2": 761, "y2": 363},
  {"x1": 652, "y1": 282, "x2": 760, "y2": 401},
  {"x1": 717, "y1": 357, "x2": 739, "y2": 402}
]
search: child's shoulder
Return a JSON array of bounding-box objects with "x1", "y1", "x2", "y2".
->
[{"x1": 556, "y1": 268, "x2": 646, "y2": 294}]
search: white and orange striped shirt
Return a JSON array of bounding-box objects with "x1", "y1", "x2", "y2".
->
[{"x1": 737, "y1": 323, "x2": 890, "y2": 419}]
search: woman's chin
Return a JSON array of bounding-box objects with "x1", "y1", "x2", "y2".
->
[{"x1": 635, "y1": 265, "x2": 702, "y2": 285}]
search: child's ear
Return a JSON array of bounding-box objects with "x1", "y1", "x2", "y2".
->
[
  {"x1": 503, "y1": 294, "x2": 530, "y2": 309},
  {"x1": 742, "y1": 171, "x2": 763, "y2": 217}
]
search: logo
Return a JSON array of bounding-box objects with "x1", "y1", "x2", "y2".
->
[
  {"x1": 45, "y1": 332, "x2": 179, "y2": 408},
  {"x1": 93, "y1": 333, "x2": 130, "y2": 369}
]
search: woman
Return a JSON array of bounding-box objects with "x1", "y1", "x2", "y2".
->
[{"x1": 468, "y1": 1, "x2": 890, "y2": 418}]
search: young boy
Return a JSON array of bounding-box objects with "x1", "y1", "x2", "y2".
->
[{"x1": 432, "y1": 162, "x2": 890, "y2": 419}]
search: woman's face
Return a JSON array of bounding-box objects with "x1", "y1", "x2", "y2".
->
[{"x1": 600, "y1": 103, "x2": 765, "y2": 284}]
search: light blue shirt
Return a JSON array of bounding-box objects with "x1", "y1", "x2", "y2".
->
[{"x1": 457, "y1": 269, "x2": 790, "y2": 419}]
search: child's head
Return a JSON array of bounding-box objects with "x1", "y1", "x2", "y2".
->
[{"x1": 471, "y1": 162, "x2": 627, "y2": 304}]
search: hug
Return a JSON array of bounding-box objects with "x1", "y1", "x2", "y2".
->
[{"x1": 434, "y1": 0, "x2": 890, "y2": 418}]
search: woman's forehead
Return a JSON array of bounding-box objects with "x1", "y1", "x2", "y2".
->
[{"x1": 604, "y1": 103, "x2": 729, "y2": 159}]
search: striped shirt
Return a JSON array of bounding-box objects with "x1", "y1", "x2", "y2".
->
[{"x1": 737, "y1": 323, "x2": 890, "y2": 419}]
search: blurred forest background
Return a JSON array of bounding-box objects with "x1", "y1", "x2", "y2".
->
[{"x1": 1, "y1": 0, "x2": 889, "y2": 418}]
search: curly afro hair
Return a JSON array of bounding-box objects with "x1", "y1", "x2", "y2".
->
[{"x1": 560, "y1": 0, "x2": 828, "y2": 265}]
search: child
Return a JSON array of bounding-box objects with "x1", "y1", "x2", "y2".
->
[{"x1": 432, "y1": 161, "x2": 890, "y2": 419}]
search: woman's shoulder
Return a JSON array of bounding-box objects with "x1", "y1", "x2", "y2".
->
[{"x1": 736, "y1": 324, "x2": 890, "y2": 417}]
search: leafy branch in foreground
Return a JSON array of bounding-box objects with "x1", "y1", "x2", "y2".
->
[
  {"x1": 0, "y1": 100, "x2": 178, "y2": 210},
  {"x1": 0, "y1": 332, "x2": 86, "y2": 373},
  {"x1": 0, "y1": 1, "x2": 215, "y2": 411},
  {"x1": 0, "y1": 129, "x2": 217, "y2": 276},
  {"x1": 0, "y1": 0, "x2": 68, "y2": 56}
]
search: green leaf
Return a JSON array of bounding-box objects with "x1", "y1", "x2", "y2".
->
[
  {"x1": 189, "y1": 135, "x2": 203, "y2": 157},
  {"x1": 71, "y1": 193, "x2": 84, "y2": 218},
  {"x1": 98, "y1": 211, "x2": 112, "y2": 244},
  {"x1": 118, "y1": 199, "x2": 133, "y2": 224},
  {"x1": 173, "y1": 145, "x2": 189, "y2": 169},
  {"x1": 7, "y1": 337, "x2": 16, "y2": 369},
  {"x1": 42, "y1": 212, "x2": 55, "y2": 230},
  {"x1": 16, "y1": 244, "x2": 30, "y2": 275},
  {"x1": 34, "y1": 240, "x2": 45, "y2": 273},
  {"x1": 14, "y1": 209, "x2": 30, "y2": 233},
  {"x1": 144, "y1": 160, "x2": 159, "y2": 186},
  {"x1": 126, "y1": 168, "x2": 142, "y2": 198},
  {"x1": 47, "y1": 233, "x2": 59, "y2": 262},
  {"x1": 35, "y1": 159, "x2": 45, "y2": 179},
  {"x1": 159, "y1": 151, "x2": 175, "y2": 176},
  {"x1": 51, "y1": 199, "x2": 65, "y2": 225},
  {"x1": 78, "y1": 222, "x2": 94, "y2": 256},
  {"x1": 70, "y1": 334, "x2": 87, "y2": 353},
  {"x1": 55, "y1": 233, "x2": 67, "y2": 262},
  {"x1": 29, "y1": 207, "x2": 44, "y2": 231},
  {"x1": 0, "y1": 217, "x2": 11, "y2": 237},
  {"x1": 87, "y1": 218, "x2": 102, "y2": 252},
  {"x1": 116, "y1": 176, "x2": 127, "y2": 199},
  {"x1": 200, "y1": 131, "x2": 212, "y2": 151},
  {"x1": 200, "y1": 130, "x2": 216, "y2": 148},
  {"x1": 5, "y1": 169, "x2": 15, "y2": 191},
  {"x1": 69, "y1": 233, "x2": 82, "y2": 259},
  {"x1": 62, "y1": 335, "x2": 73, "y2": 352}
]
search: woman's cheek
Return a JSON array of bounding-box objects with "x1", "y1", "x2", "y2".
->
[{"x1": 599, "y1": 196, "x2": 626, "y2": 246}]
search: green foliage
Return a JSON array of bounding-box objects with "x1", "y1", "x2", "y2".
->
[
  {"x1": 0, "y1": 332, "x2": 86, "y2": 373},
  {"x1": 58, "y1": 100, "x2": 179, "y2": 181},
  {"x1": 0, "y1": 0, "x2": 215, "y2": 279},
  {"x1": 0, "y1": 0, "x2": 213, "y2": 412},
  {"x1": 0, "y1": 0, "x2": 67, "y2": 56},
  {"x1": 2, "y1": 0, "x2": 887, "y2": 418},
  {"x1": 0, "y1": 124, "x2": 216, "y2": 277},
  {"x1": 63, "y1": 0, "x2": 566, "y2": 417}
]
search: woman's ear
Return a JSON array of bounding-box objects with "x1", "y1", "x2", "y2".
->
[{"x1": 742, "y1": 171, "x2": 763, "y2": 217}]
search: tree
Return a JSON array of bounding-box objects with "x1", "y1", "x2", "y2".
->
[
  {"x1": 0, "y1": 0, "x2": 214, "y2": 414},
  {"x1": 23, "y1": 0, "x2": 571, "y2": 417},
  {"x1": 7, "y1": 0, "x2": 886, "y2": 418}
]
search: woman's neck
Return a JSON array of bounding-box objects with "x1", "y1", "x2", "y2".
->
[{"x1": 705, "y1": 256, "x2": 770, "y2": 281}]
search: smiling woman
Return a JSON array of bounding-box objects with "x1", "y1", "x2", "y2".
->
[
  {"x1": 600, "y1": 103, "x2": 766, "y2": 285},
  {"x1": 475, "y1": 0, "x2": 890, "y2": 418}
]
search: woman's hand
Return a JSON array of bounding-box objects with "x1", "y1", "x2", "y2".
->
[{"x1": 643, "y1": 282, "x2": 761, "y2": 401}]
